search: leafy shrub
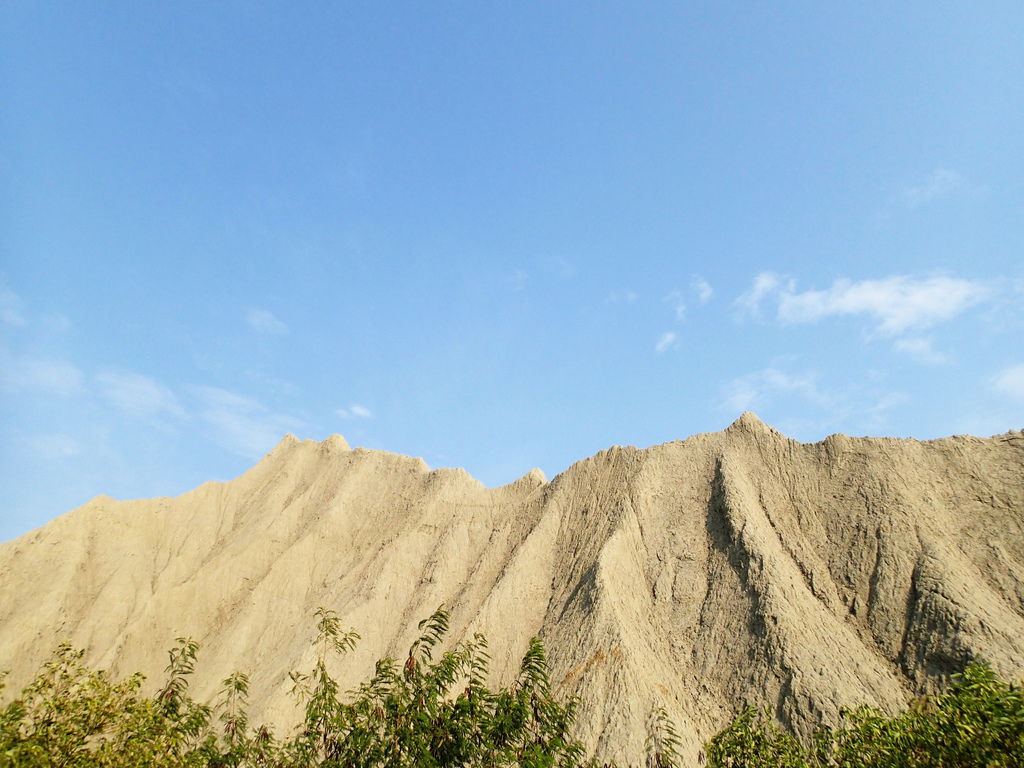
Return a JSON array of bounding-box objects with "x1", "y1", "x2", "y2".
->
[
  {"x1": 2, "y1": 610, "x2": 1021, "y2": 767},
  {"x1": 0, "y1": 608, "x2": 592, "y2": 768},
  {"x1": 820, "y1": 661, "x2": 1024, "y2": 768},
  {"x1": 704, "y1": 707, "x2": 807, "y2": 768},
  {"x1": 704, "y1": 662, "x2": 1024, "y2": 768}
]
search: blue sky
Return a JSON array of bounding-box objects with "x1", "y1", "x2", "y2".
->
[{"x1": 2, "y1": 2, "x2": 1022, "y2": 541}]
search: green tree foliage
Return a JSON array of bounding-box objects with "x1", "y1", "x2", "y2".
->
[
  {"x1": 818, "y1": 661, "x2": 1024, "y2": 768},
  {"x1": 1, "y1": 611, "x2": 1021, "y2": 767},
  {"x1": 645, "y1": 707, "x2": 683, "y2": 768},
  {"x1": 704, "y1": 707, "x2": 807, "y2": 768},
  {"x1": 0, "y1": 607, "x2": 591, "y2": 768},
  {"x1": 0, "y1": 640, "x2": 221, "y2": 767},
  {"x1": 704, "y1": 662, "x2": 1024, "y2": 768}
]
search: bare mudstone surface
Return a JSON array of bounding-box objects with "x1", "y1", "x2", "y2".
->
[{"x1": 2, "y1": 413, "x2": 1023, "y2": 764}]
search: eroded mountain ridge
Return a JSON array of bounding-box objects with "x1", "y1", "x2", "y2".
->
[{"x1": 2, "y1": 413, "x2": 1022, "y2": 764}]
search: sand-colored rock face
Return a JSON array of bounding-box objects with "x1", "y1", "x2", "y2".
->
[{"x1": 2, "y1": 414, "x2": 1023, "y2": 763}]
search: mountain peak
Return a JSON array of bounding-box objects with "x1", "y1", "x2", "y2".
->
[
  {"x1": 513, "y1": 467, "x2": 547, "y2": 487},
  {"x1": 727, "y1": 411, "x2": 769, "y2": 432},
  {"x1": 273, "y1": 433, "x2": 300, "y2": 449},
  {"x1": 320, "y1": 434, "x2": 350, "y2": 452}
]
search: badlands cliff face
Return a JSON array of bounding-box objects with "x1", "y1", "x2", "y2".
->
[{"x1": 1, "y1": 414, "x2": 1023, "y2": 763}]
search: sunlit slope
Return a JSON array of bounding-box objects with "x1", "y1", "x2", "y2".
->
[{"x1": 2, "y1": 414, "x2": 1022, "y2": 765}]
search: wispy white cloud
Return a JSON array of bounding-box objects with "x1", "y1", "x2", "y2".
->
[
  {"x1": 720, "y1": 367, "x2": 829, "y2": 413},
  {"x1": 779, "y1": 275, "x2": 987, "y2": 335},
  {"x1": 195, "y1": 386, "x2": 301, "y2": 458},
  {"x1": 243, "y1": 370, "x2": 297, "y2": 397},
  {"x1": 0, "y1": 347, "x2": 84, "y2": 396},
  {"x1": 556, "y1": 259, "x2": 577, "y2": 279},
  {"x1": 664, "y1": 290, "x2": 685, "y2": 320},
  {"x1": 691, "y1": 275, "x2": 714, "y2": 304},
  {"x1": 41, "y1": 313, "x2": 72, "y2": 334},
  {"x1": 719, "y1": 365, "x2": 909, "y2": 438},
  {"x1": 24, "y1": 434, "x2": 81, "y2": 460},
  {"x1": 893, "y1": 337, "x2": 948, "y2": 365},
  {"x1": 0, "y1": 281, "x2": 26, "y2": 326},
  {"x1": 336, "y1": 404, "x2": 373, "y2": 419},
  {"x1": 903, "y1": 168, "x2": 964, "y2": 207},
  {"x1": 654, "y1": 331, "x2": 677, "y2": 353},
  {"x1": 949, "y1": 372, "x2": 1023, "y2": 436},
  {"x1": 734, "y1": 272, "x2": 783, "y2": 320},
  {"x1": 509, "y1": 269, "x2": 530, "y2": 291},
  {"x1": 867, "y1": 392, "x2": 909, "y2": 417},
  {"x1": 664, "y1": 276, "x2": 713, "y2": 319},
  {"x1": 245, "y1": 308, "x2": 288, "y2": 335},
  {"x1": 607, "y1": 289, "x2": 638, "y2": 304},
  {"x1": 736, "y1": 272, "x2": 989, "y2": 336},
  {"x1": 95, "y1": 370, "x2": 188, "y2": 420},
  {"x1": 994, "y1": 365, "x2": 1024, "y2": 401},
  {"x1": 949, "y1": 416, "x2": 1021, "y2": 438}
]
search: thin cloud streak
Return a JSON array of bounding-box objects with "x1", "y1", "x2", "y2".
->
[
  {"x1": 903, "y1": 168, "x2": 964, "y2": 207},
  {"x1": 894, "y1": 337, "x2": 948, "y2": 365},
  {"x1": 994, "y1": 365, "x2": 1024, "y2": 401},
  {"x1": 734, "y1": 272, "x2": 782, "y2": 320},
  {"x1": 0, "y1": 348, "x2": 84, "y2": 397},
  {"x1": 720, "y1": 368, "x2": 830, "y2": 413},
  {"x1": 692, "y1": 275, "x2": 713, "y2": 304},
  {"x1": 736, "y1": 273, "x2": 989, "y2": 336},
  {"x1": 664, "y1": 290, "x2": 685, "y2": 320},
  {"x1": 195, "y1": 386, "x2": 302, "y2": 459},
  {"x1": 245, "y1": 309, "x2": 288, "y2": 335},
  {"x1": 96, "y1": 370, "x2": 188, "y2": 420},
  {"x1": 607, "y1": 290, "x2": 639, "y2": 304},
  {"x1": 654, "y1": 331, "x2": 677, "y2": 353},
  {"x1": 509, "y1": 270, "x2": 529, "y2": 291},
  {"x1": 337, "y1": 404, "x2": 373, "y2": 419},
  {"x1": 718, "y1": 366, "x2": 906, "y2": 437},
  {"x1": 0, "y1": 281, "x2": 26, "y2": 326},
  {"x1": 24, "y1": 434, "x2": 82, "y2": 460}
]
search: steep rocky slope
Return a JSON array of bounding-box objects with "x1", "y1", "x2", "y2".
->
[{"x1": 2, "y1": 414, "x2": 1022, "y2": 763}]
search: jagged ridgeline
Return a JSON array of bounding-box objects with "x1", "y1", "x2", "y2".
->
[{"x1": 1, "y1": 413, "x2": 1022, "y2": 765}]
